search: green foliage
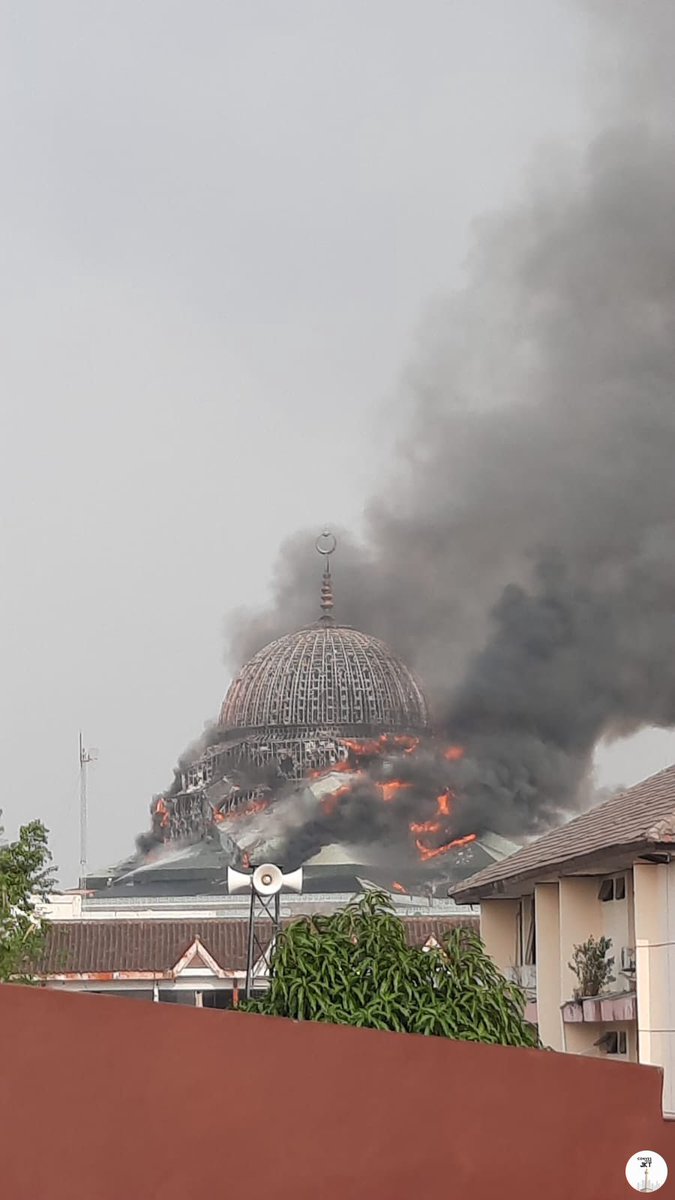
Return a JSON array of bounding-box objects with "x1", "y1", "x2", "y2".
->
[
  {"x1": 568, "y1": 934, "x2": 615, "y2": 999},
  {"x1": 242, "y1": 889, "x2": 539, "y2": 1047},
  {"x1": 0, "y1": 813, "x2": 54, "y2": 983}
]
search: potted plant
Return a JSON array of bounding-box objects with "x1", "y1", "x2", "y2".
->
[{"x1": 568, "y1": 935, "x2": 615, "y2": 1020}]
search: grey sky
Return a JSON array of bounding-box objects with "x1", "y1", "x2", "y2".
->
[{"x1": 2, "y1": 1, "x2": 660, "y2": 883}]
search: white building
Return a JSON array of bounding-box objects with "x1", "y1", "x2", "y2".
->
[{"x1": 452, "y1": 762, "x2": 675, "y2": 1117}]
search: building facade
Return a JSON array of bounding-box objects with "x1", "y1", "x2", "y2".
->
[
  {"x1": 452, "y1": 762, "x2": 675, "y2": 1117},
  {"x1": 35, "y1": 889, "x2": 477, "y2": 1006}
]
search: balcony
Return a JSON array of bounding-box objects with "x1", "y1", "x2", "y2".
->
[{"x1": 561, "y1": 990, "x2": 637, "y2": 1024}]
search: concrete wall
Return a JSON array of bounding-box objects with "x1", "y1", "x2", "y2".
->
[
  {"x1": 534, "y1": 883, "x2": 562, "y2": 1050},
  {"x1": 634, "y1": 861, "x2": 675, "y2": 1117},
  {"x1": 478, "y1": 867, "x2": 675, "y2": 1084},
  {"x1": 480, "y1": 899, "x2": 520, "y2": 974},
  {"x1": 564, "y1": 1020, "x2": 636, "y2": 1059},
  {"x1": 558, "y1": 876, "x2": 605, "y2": 1002},
  {"x1": 599, "y1": 872, "x2": 632, "y2": 964},
  {"x1": 0, "y1": 984, "x2": 673, "y2": 1200}
]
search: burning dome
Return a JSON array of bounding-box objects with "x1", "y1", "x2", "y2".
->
[
  {"x1": 147, "y1": 532, "x2": 438, "y2": 858},
  {"x1": 170, "y1": 531, "x2": 429, "y2": 803},
  {"x1": 103, "y1": 528, "x2": 519, "y2": 897},
  {"x1": 219, "y1": 624, "x2": 428, "y2": 735}
]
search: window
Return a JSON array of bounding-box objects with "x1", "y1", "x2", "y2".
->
[
  {"x1": 598, "y1": 1030, "x2": 627, "y2": 1055},
  {"x1": 158, "y1": 991, "x2": 197, "y2": 1005},
  {"x1": 599, "y1": 875, "x2": 627, "y2": 902},
  {"x1": 593, "y1": 1027, "x2": 624, "y2": 1056},
  {"x1": 519, "y1": 896, "x2": 536, "y2": 965},
  {"x1": 202, "y1": 991, "x2": 235, "y2": 1010}
]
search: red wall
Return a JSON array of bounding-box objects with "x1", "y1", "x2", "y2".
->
[{"x1": 0, "y1": 983, "x2": 673, "y2": 1199}]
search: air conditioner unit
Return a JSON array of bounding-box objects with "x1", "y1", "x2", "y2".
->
[{"x1": 620, "y1": 946, "x2": 636, "y2": 973}]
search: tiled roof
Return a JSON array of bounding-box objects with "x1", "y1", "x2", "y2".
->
[
  {"x1": 36, "y1": 920, "x2": 254, "y2": 975},
  {"x1": 452, "y1": 761, "x2": 675, "y2": 902},
  {"x1": 35, "y1": 915, "x2": 477, "y2": 976}
]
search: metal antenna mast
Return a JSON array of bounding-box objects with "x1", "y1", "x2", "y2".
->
[{"x1": 78, "y1": 733, "x2": 95, "y2": 890}]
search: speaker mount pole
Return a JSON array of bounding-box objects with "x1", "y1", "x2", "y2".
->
[
  {"x1": 244, "y1": 883, "x2": 283, "y2": 1001},
  {"x1": 228, "y1": 863, "x2": 303, "y2": 1001}
]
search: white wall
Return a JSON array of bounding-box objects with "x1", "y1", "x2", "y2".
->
[
  {"x1": 534, "y1": 883, "x2": 562, "y2": 1051},
  {"x1": 633, "y1": 861, "x2": 675, "y2": 1117},
  {"x1": 558, "y1": 876, "x2": 604, "y2": 1002},
  {"x1": 598, "y1": 872, "x2": 632, "y2": 971},
  {"x1": 480, "y1": 899, "x2": 520, "y2": 974}
]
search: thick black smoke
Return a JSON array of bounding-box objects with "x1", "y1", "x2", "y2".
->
[{"x1": 225, "y1": 3, "x2": 675, "y2": 855}]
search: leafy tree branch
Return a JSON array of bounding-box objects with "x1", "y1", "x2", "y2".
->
[
  {"x1": 0, "y1": 814, "x2": 54, "y2": 983},
  {"x1": 243, "y1": 889, "x2": 539, "y2": 1047}
]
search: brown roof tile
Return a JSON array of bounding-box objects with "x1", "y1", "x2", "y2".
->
[
  {"x1": 35, "y1": 915, "x2": 477, "y2": 977},
  {"x1": 451, "y1": 761, "x2": 675, "y2": 902},
  {"x1": 37, "y1": 920, "x2": 253, "y2": 975}
]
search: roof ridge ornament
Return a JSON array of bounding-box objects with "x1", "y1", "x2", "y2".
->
[{"x1": 316, "y1": 529, "x2": 337, "y2": 624}]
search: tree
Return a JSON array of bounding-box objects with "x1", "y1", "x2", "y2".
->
[
  {"x1": 243, "y1": 890, "x2": 539, "y2": 1047},
  {"x1": 0, "y1": 815, "x2": 54, "y2": 983}
]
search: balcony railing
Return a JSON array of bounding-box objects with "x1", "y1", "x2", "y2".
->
[{"x1": 561, "y1": 990, "x2": 637, "y2": 1023}]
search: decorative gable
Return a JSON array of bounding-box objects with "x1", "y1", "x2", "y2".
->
[{"x1": 172, "y1": 937, "x2": 227, "y2": 979}]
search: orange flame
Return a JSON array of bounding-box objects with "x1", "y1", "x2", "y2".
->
[
  {"x1": 155, "y1": 798, "x2": 170, "y2": 829},
  {"x1": 321, "y1": 785, "x2": 351, "y2": 815},
  {"x1": 409, "y1": 819, "x2": 442, "y2": 834},
  {"x1": 436, "y1": 789, "x2": 452, "y2": 816},
  {"x1": 307, "y1": 734, "x2": 421, "y2": 781},
  {"x1": 443, "y1": 745, "x2": 464, "y2": 761},
  {"x1": 415, "y1": 833, "x2": 477, "y2": 862},
  {"x1": 380, "y1": 780, "x2": 412, "y2": 803},
  {"x1": 392, "y1": 881, "x2": 407, "y2": 894},
  {"x1": 342, "y1": 736, "x2": 386, "y2": 757},
  {"x1": 342, "y1": 734, "x2": 419, "y2": 759}
]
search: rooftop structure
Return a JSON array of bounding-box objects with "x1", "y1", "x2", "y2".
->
[
  {"x1": 452, "y1": 760, "x2": 675, "y2": 904},
  {"x1": 33, "y1": 913, "x2": 476, "y2": 1006}
]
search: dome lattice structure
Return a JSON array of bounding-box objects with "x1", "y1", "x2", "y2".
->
[
  {"x1": 176, "y1": 533, "x2": 430, "y2": 818},
  {"x1": 219, "y1": 624, "x2": 428, "y2": 733}
]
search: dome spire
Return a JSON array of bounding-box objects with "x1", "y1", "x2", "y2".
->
[{"x1": 316, "y1": 529, "x2": 337, "y2": 624}]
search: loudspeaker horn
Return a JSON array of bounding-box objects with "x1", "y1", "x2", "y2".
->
[
  {"x1": 227, "y1": 863, "x2": 304, "y2": 895},
  {"x1": 252, "y1": 863, "x2": 284, "y2": 896},
  {"x1": 281, "y1": 867, "x2": 303, "y2": 894},
  {"x1": 227, "y1": 866, "x2": 253, "y2": 895}
]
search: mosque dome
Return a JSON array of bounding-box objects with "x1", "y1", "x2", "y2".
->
[
  {"x1": 219, "y1": 622, "x2": 428, "y2": 733},
  {"x1": 219, "y1": 531, "x2": 429, "y2": 736}
]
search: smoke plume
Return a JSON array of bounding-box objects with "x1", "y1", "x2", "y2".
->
[{"x1": 225, "y1": 2, "x2": 675, "y2": 852}]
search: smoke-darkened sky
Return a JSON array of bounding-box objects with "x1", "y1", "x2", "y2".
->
[{"x1": 2, "y1": 1, "x2": 672, "y2": 883}]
